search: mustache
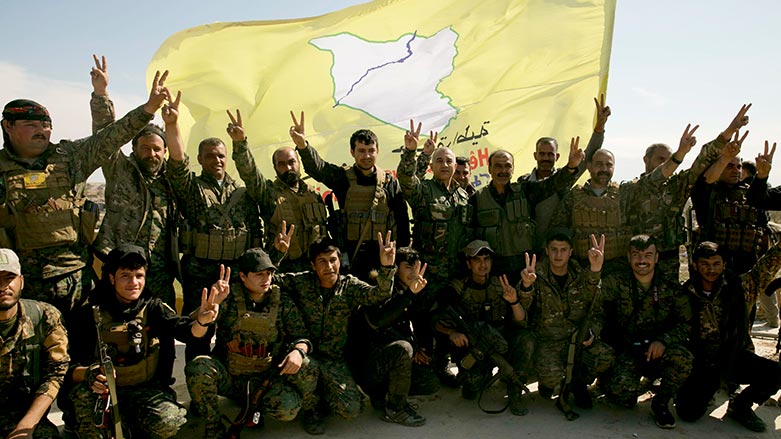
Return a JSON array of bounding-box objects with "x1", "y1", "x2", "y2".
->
[{"x1": 597, "y1": 171, "x2": 611, "y2": 177}]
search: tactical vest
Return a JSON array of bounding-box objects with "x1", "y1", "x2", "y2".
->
[
  {"x1": 474, "y1": 183, "x2": 534, "y2": 259},
  {"x1": 226, "y1": 285, "x2": 281, "y2": 376},
  {"x1": 627, "y1": 185, "x2": 686, "y2": 252},
  {"x1": 413, "y1": 182, "x2": 472, "y2": 261},
  {"x1": 341, "y1": 166, "x2": 394, "y2": 242},
  {"x1": 452, "y1": 278, "x2": 507, "y2": 324},
  {"x1": 268, "y1": 180, "x2": 328, "y2": 260},
  {"x1": 0, "y1": 150, "x2": 83, "y2": 251},
  {"x1": 181, "y1": 186, "x2": 250, "y2": 261},
  {"x1": 707, "y1": 184, "x2": 770, "y2": 254},
  {"x1": 98, "y1": 304, "x2": 160, "y2": 387},
  {"x1": 571, "y1": 182, "x2": 632, "y2": 261}
]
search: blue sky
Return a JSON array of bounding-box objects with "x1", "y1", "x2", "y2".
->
[{"x1": 2, "y1": 0, "x2": 780, "y2": 184}]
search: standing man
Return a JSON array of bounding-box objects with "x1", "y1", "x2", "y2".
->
[
  {"x1": 290, "y1": 111, "x2": 410, "y2": 281},
  {"x1": 163, "y1": 98, "x2": 262, "y2": 360},
  {"x1": 0, "y1": 62, "x2": 168, "y2": 319},
  {"x1": 231, "y1": 110, "x2": 328, "y2": 273},
  {"x1": 0, "y1": 248, "x2": 70, "y2": 438},
  {"x1": 675, "y1": 241, "x2": 781, "y2": 432},
  {"x1": 519, "y1": 96, "x2": 611, "y2": 255},
  {"x1": 90, "y1": 64, "x2": 180, "y2": 307},
  {"x1": 473, "y1": 138, "x2": 584, "y2": 282},
  {"x1": 186, "y1": 248, "x2": 318, "y2": 438},
  {"x1": 275, "y1": 234, "x2": 397, "y2": 434},
  {"x1": 601, "y1": 235, "x2": 693, "y2": 429}
]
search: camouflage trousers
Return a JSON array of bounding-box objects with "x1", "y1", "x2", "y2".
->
[
  {"x1": 455, "y1": 327, "x2": 535, "y2": 397},
  {"x1": 534, "y1": 337, "x2": 615, "y2": 390},
  {"x1": 185, "y1": 354, "x2": 318, "y2": 424},
  {"x1": 310, "y1": 356, "x2": 364, "y2": 419},
  {"x1": 70, "y1": 382, "x2": 187, "y2": 439},
  {"x1": 356, "y1": 340, "x2": 413, "y2": 408},
  {"x1": 147, "y1": 252, "x2": 177, "y2": 310},
  {"x1": 0, "y1": 413, "x2": 60, "y2": 438},
  {"x1": 604, "y1": 344, "x2": 693, "y2": 406},
  {"x1": 24, "y1": 267, "x2": 95, "y2": 326}
]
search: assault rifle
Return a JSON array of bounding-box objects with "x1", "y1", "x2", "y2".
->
[
  {"x1": 223, "y1": 377, "x2": 271, "y2": 439},
  {"x1": 443, "y1": 306, "x2": 531, "y2": 415},
  {"x1": 93, "y1": 306, "x2": 125, "y2": 439}
]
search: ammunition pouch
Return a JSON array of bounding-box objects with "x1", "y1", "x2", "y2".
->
[
  {"x1": 182, "y1": 228, "x2": 249, "y2": 261},
  {"x1": 115, "y1": 346, "x2": 160, "y2": 387},
  {"x1": 226, "y1": 352, "x2": 273, "y2": 376}
]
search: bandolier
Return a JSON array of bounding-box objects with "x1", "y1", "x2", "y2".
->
[
  {"x1": 570, "y1": 182, "x2": 632, "y2": 261},
  {"x1": 342, "y1": 165, "x2": 395, "y2": 244},
  {"x1": 224, "y1": 284, "x2": 282, "y2": 375},
  {"x1": 96, "y1": 304, "x2": 160, "y2": 387},
  {"x1": 267, "y1": 180, "x2": 328, "y2": 261},
  {"x1": 474, "y1": 183, "x2": 534, "y2": 273}
]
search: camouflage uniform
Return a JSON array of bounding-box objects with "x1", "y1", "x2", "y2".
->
[
  {"x1": 397, "y1": 148, "x2": 472, "y2": 289},
  {"x1": 552, "y1": 168, "x2": 665, "y2": 269},
  {"x1": 276, "y1": 267, "x2": 395, "y2": 418},
  {"x1": 91, "y1": 94, "x2": 179, "y2": 307},
  {"x1": 232, "y1": 140, "x2": 328, "y2": 273},
  {"x1": 518, "y1": 130, "x2": 605, "y2": 255},
  {"x1": 298, "y1": 143, "x2": 410, "y2": 281},
  {"x1": 0, "y1": 299, "x2": 69, "y2": 438},
  {"x1": 185, "y1": 282, "x2": 317, "y2": 427},
  {"x1": 601, "y1": 270, "x2": 693, "y2": 407},
  {"x1": 0, "y1": 99, "x2": 153, "y2": 318},
  {"x1": 472, "y1": 168, "x2": 577, "y2": 282},
  {"x1": 676, "y1": 244, "x2": 781, "y2": 422},
  {"x1": 436, "y1": 277, "x2": 535, "y2": 397},
  {"x1": 527, "y1": 258, "x2": 614, "y2": 391},
  {"x1": 627, "y1": 136, "x2": 727, "y2": 281},
  {"x1": 67, "y1": 285, "x2": 197, "y2": 439}
]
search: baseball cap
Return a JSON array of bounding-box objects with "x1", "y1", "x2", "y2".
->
[
  {"x1": 239, "y1": 248, "x2": 277, "y2": 273},
  {"x1": 0, "y1": 248, "x2": 21, "y2": 276},
  {"x1": 462, "y1": 240, "x2": 495, "y2": 257}
]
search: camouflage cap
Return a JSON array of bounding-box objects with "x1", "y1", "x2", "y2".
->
[
  {"x1": 239, "y1": 248, "x2": 277, "y2": 273},
  {"x1": 462, "y1": 240, "x2": 494, "y2": 257},
  {"x1": 0, "y1": 248, "x2": 22, "y2": 276}
]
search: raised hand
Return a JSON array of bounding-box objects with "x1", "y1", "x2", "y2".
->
[
  {"x1": 226, "y1": 109, "x2": 246, "y2": 141},
  {"x1": 90, "y1": 54, "x2": 108, "y2": 96},
  {"x1": 144, "y1": 70, "x2": 170, "y2": 115},
  {"x1": 423, "y1": 131, "x2": 439, "y2": 156},
  {"x1": 210, "y1": 264, "x2": 232, "y2": 305},
  {"x1": 499, "y1": 274, "x2": 519, "y2": 304},
  {"x1": 408, "y1": 261, "x2": 428, "y2": 294},
  {"x1": 566, "y1": 136, "x2": 584, "y2": 169},
  {"x1": 676, "y1": 123, "x2": 700, "y2": 157},
  {"x1": 722, "y1": 103, "x2": 751, "y2": 141},
  {"x1": 289, "y1": 110, "x2": 306, "y2": 149},
  {"x1": 197, "y1": 285, "x2": 220, "y2": 326},
  {"x1": 594, "y1": 94, "x2": 611, "y2": 132},
  {"x1": 378, "y1": 231, "x2": 396, "y2": 267},
  {"x1": 756, "y1": 140, "x2": 777, "y2": 179},
  {"x1": 520, "y1": 252, "x2": 537, "y2": 288},
  {"x1": 274, "y1": 220, "x2": 296, "y2": 254},
  {"x1": 404, "y1": 119, "x2": 423, "y2": 151},
  {"x1": 587, "y1": 234, "x2": 605, "y2": 272},
  {"x1": 161, "y1": 90, "x2": 181, "y2": 125}
]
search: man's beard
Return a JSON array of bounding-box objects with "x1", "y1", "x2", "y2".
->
[
  {"x1": 140, "y1": 157, "x2": 163, "y2": 175},
  {"x1": 280, "y1": 170, "x2": 299, "y2": 187}
]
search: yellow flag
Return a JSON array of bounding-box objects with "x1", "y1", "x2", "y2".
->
[{"x1": 148, "y1": 0, "x2": 616, "y2": 191}]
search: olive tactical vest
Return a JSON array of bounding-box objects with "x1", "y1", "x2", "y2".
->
[
  {"x1": 181, "y1": 186, "x2": 250, "y2": 261},
  {"x1": 706, "y1": 184, "x2": 769, "y2": 254},
  {"x1": 451, "y1": 277, "x2": 507, "y2": 324},
  {"x1": 571, "y1": 182, "x2": 631, "y2": 261},
  {"x1": 412, "y1": 182, "x2": 472, "y2": 261},
  {"x1": 98, "y1": 304, "x2": 160, "y2": 387},
  {"x1": 269, "y1": 180, "x2": 328, "y2": 260},
  {"x1": 474, "y1": 183, "x2": 534, "y2": 259},
  {"x1": 341, "y1": 166, "x2": 394, "y2": 242},
  {"x1": 226, "y1": 285, "x2": 281, "y2": 375}
]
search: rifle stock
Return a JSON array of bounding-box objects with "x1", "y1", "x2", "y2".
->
[
  {"x1": 224, "y1": 377, "x2": 271, "y2": 439},
  {"x1": 93, "y1": 306, "x2": 125, "y2": 439}
]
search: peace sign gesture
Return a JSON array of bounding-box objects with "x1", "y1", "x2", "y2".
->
[
  {"x1": 161, "y1": 90, "x2": 181, "y2": 125},
  {"x1": 210, "y1": 264, "x2": 232, "y2": 305},
  {"x1": 226, "y1": 109, "x2": 246, "y2": 142},
  {"x1": 144, "y1": 70, "x2": 170, "y2": 115},
  {"x1": 274, "y1": 220, "x2": 296, "y2": 254},
  {"x1": 587, "y1": 234, "x2": 605, "y2": 273},
  {"x1": 566, "y1": 136, "x2": 584, "y2": 169},
  {"x1": 408, "y1": 261, "x2": 428, "y2": 294},
  {"x1": 500, "y1": 274, "x2": 519, "y2": 304},
  {"x1": 404, "y1": 119, "x2": 422, "y2": 151},
  {"x1": 377, "y1": 231, "x2": 396, "y2": 267},
  {"x1": 722, "y1": 103, "x2": 751, "y2": 141},
  {"x1": 423, "y1": 131, "x2": 439, "y2": 156},
  {"x1": 676, "y1": 123, "x2": 700, "y2": 157},
  {"x1": 594, "y1": 94, "x2": 611, "y2": 132},
  {"x1": 520, "y1": 252, "x2": 537, "y2": 288},
  {"x1": 196, "y1": 285, "x2": 221, "y2": 327},
  {"x1": 756, "y1": 140, "x2": 776, "y2": 179},
  {"x1": 90, "y1": 54, "x2": 108, "y2": 96},
  {"x1": 289, "y1": 111, "x2": 306, "y2": 149}
]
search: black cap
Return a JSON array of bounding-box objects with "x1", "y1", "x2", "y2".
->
[
  {"x1": 2, "y1": 99, "x2": 51, "y2": 123},
  {"x1": 238, "y1": 248, "x2": 277, "y2": 273},
  {"x1": 104, "y1": 244, "x2": 148, "y2": 275}
]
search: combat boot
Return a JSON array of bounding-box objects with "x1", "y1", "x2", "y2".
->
[
  {"x1": 727, "y1": 401, "x2": 767, "y2": 432},
  {"x1": 382, "y1": 402, "x2": 426, "y2": 427},
  {"x1": 300, "y1": 409, "x2": 325, "y2": 435},
  {"x1": 651, "y1": 397, "x2": 676, "y2": 429},
  {"x1": 204, "y1": 421, "x2": 227, "y2": 439},
  {"x1": 509, "y1": 390, "x2": 528, "y2": 416}
]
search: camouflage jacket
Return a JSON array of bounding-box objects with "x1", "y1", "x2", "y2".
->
[
  {"x1": 0, "y1": 100, "x2": 153, "y2": 279},
  {"x1": 528, "y1": 258, "x2": 603, "y2": 341},
  {"x1": 91, "y1": 95, "x2": 178, "y2": 264},
  {"x1": 0, "y1": 299, "x2": 69, "y2": 408},
  {"x1": 626, "y1": 136, "x2": 726, "y2": 252},
  {"x1": 276, "y1": 267, "x2": 395, "y2": 360},
  {"x1": 601, "y1": 270, "x2": 692, "y2": 351},
  {"x1": 397, "y1": 148, "x2": 472, "y2": 276},
  {"x1": 437, "y1": 276, "x2": 530, "y2": 329},
  {"x1": 212, "y1": 282, "x2": 310, "y2": 365}
]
